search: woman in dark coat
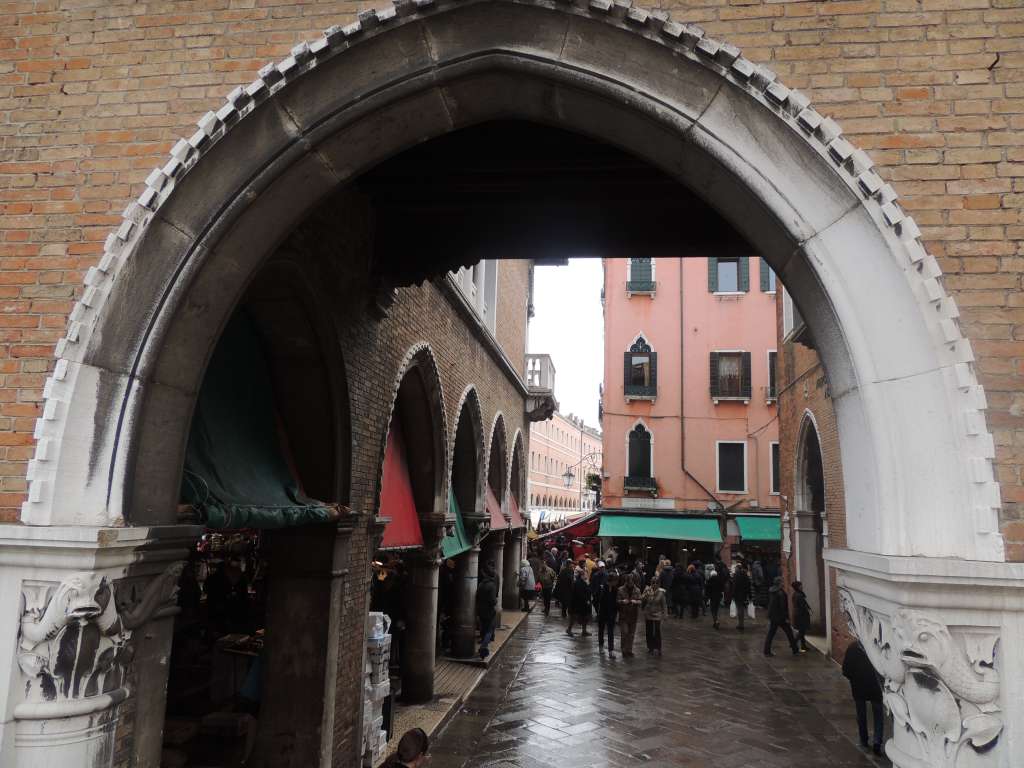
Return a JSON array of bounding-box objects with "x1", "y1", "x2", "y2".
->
[
  {"x1": 567, "y1": 568, "x2": 592, "y2": 637},
  {"x1": 670, "y1": 563, "x2": 687, "y2": 618},
  {"x1": 596, "y1": 571, "x2": 619, "y2": 655},
  {"x1": 705, "y1": 566, "x2": 724, "y2": 629},
  {"x1": 763, "y1": 576, "x2": 799, "y2": 656},
  {"x1": 842, "y1": 639, "x2": 884, "y2": 755},
  {"x1": 555, "y1": 560, "x2": 574, "y2": 618},
  {"x1": 791, "y1": 580, "x2": 811, "y2": 652},
  {"x1": 683, "y1": 565, "x2": 703, "y2": 619}
]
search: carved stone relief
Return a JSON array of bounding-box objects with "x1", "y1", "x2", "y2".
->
[
  {"x1": 839, "y1": 589, "x2": 1002, "y2": 768},
  {"x1": 16, "y1": 563, "x2": 184, "y2": 718}
]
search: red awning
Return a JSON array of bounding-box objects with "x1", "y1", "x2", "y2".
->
[
  {"x1": 379, "y1": 418, "x2": 423, "y2": 549},
  {"x1": 486, "y1": 487, "x2": 507, "y2": 532},
  {"x1": 508, "y1": 495, "x2": 525, "y2": 529},
  {"x1": 541, "y1": 512, "x2": 600, "y2": 542}
]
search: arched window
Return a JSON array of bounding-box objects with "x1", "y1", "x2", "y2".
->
[
  {"x1": 625, "y1": 422, "x2": 654, "y2": 490},
  {"x1": 624, "y1": 336, "x2": 657, "y2": 398}
]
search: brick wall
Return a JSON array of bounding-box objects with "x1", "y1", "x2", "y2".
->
[
  {"x1": 776, "y1": 293, "x2": 852, "y2": 660},
  {"x1": 0, "y1": 2, "x2": 1021, "y2": 531}
]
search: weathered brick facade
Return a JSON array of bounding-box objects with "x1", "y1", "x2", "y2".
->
[
  {"x1": 1, "y1": 0, "x2": 1022, "y2": 557},
  {"x1": 775, "y1": 293, "x2": 852, "y2": 660}
]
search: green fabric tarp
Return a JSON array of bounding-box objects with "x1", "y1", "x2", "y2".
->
[
  {"x1": 180, "y1": 312, "x2": 335, "y2": 529},
  {"x1": 598, "y1": 514, "x2": 722, "y2": 542},
  {"x1": 441, "y1": 491, "x2": 471, "y2": 559},
  {"x1": 735, "y1": 515, "x2": 781, "y2": 541}
]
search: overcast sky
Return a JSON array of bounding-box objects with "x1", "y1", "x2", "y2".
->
[{"x1": 527, "y1": 259, "x2": 604, "y2": 429}]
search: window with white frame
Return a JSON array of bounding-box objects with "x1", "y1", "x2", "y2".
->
[
  {"x1": 708, "y1": 256, "x2": 749, "y2": 293},
  {"x1": 717, "y1": 441, "x2": 747, "y2": 493},
  {"x1": 770, "y1": 442, "x2": 780, "y2": 495}
]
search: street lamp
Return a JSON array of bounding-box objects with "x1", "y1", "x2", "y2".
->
[{"x1": 561, "y1": 467, "x2": 575, "y2": 488}]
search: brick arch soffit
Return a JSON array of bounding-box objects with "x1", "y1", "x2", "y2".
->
[
  {"x1": 450, "y1": 384, "x2": 486, "y2": 515},
  {"x1": 376, "y1": 342, "x2": 449, "y2": 521},
  {"x1": 509, "y1": 429, "x2": 525, "y2": 508},
  {"x1": 485, "y1": 412, "x2": 508, "y2": 503},
  {"x1": 21, "y1": 0, "x2": 999, "y2": 562}
]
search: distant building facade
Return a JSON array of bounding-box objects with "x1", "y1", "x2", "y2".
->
[
  {"x1": 528, "y1": 411, "x2": 602, "y2": 530},
  {"x1": 601, "y1": 256, "x2": 780, "y2": 565}
]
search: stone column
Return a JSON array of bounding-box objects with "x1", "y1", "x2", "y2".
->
[
  {"x1": 794, "y1": 510, "x2": 824, "y2": 634},
  {"x1": 402, "y1": 552, "x2": 439, "y2": 703},
  {"x1": 490, "y1": 534, "x2": 505, "y2": 628},
  {"x1": 451, "y1": 545, "x2": 480, "y2": 659},
  {"x1": 502, "y1": 530, "x2": 520, "y2": 611}
]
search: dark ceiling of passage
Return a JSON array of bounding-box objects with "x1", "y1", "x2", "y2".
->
[{"x1": 355, "y1": 120, "x2": 753, "y2": 286}]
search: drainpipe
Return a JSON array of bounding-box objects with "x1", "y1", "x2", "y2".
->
[{"x1": 679, "y1": 257, "x2": 722, "y2": 519}]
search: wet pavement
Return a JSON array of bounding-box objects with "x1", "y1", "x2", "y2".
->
[{"x1": 426, "y1": 609, "x2": 889, "y2": 768}]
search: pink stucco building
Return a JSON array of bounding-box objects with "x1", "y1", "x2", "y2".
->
[
  {"x1": 528, "y1": 410, "x2": 602, "y2": 531},
  {"x1": 600, "y1": 256, "x2": 780, "y2": 567}
]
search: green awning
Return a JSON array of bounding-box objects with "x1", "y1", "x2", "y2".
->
[
  {"x1": 598, "y1": 514, "x2": 722, "y2": 543},
  {"x1": 180, "y1": 311, "x2": 337, "y2": 529},
  {"x1": 736, "y1": 515, "x2": 781, "y2": 541},
  {"x1": 441, "y1": 491, "x2": 471, "y2": 559}
]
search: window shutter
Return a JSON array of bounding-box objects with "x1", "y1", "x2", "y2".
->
[
  {"x1": 709, "y1": 352, "x2": 720, "y2": 398},
  {"x1": 739, "y1": 256, "x2": 750, "y2": 292},
  {"x1": 649, "y1": 351, "x2": 658, "y2": 391},
  {"x1": 708, "y1": 257, "x2": 718, "y2": 293},
  {"x1": 623, "y1": 351, "x2": 631, "y2": 389},
  {"x1": 631, "y1": 257, "x2": 651, "y2": 283},
  {"x1": 760, "y1": 258, "x2": 771, "y2": 292},
  {"x1": 741, "y1": 352, "x2": 752, "y2": 399}
]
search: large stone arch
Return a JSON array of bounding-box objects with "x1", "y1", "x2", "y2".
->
[
  {"x1": 23, "y1": 0, "x2": 998, "y2": 566},
  {"x1": 450, "y1": 384, "x2": 485, "y2": 521},
  {"x1": 486, "y1": 412, "x2": 508, "y2": 504}
]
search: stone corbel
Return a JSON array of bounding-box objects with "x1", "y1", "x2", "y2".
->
[{"x1": 839, "y1": 589, "x2": 1002, "y2": 768}]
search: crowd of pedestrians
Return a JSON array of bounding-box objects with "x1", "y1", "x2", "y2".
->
[{"x1": 508, "y1": 545, "x2": 814, "y2": 659}]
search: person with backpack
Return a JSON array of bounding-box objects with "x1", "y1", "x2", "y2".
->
[
  {"x1": 517, "y1": 558, "x2": 536, "y2": 612},
  {"x1": 537, "y1": 560, "x2": 556, "y2": 615},
  {"x1": 763, "y1": 576, "x2": 800, "y2": 656},
  {"x1": 791, "y1": 580, "x2": 811, "y2": 652}
]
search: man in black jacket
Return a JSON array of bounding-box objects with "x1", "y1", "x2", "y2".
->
[
  {"x1": 476, "y1": 561, "x2": 498, "y2": 660},
  {"x1": 763, "y1": 577, "x2": 800, "y2": 656},
  {"x1": 842, "y1": 639, "x2": 885, "y2": 756}
]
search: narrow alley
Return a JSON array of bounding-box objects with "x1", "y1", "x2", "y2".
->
[{"x1": 428, "y1": 613, "x2": 886, "y2": 768}]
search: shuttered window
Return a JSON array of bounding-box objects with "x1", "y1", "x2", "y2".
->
[
  {"x1": 768, "y1": 351, "x2": 778, "y2": 399},
  {"x1": 717, "y1": 442, "x2": 746, "y2": 493},
  {"x1": 708, "y1": 256, "x2": 749, "y2": 293},
  {"x1": 710, "y1": 351, "x2": 752, "y2": 400},
  {"x1": 760, "y1": 258, "x2": 777, "y2": 292},
  {"x1": 628, "y1": 424, "x2": 652, "y2": 478},
  {"x1": 627, "y1": 257, "x2": 655, "y2": 293}
]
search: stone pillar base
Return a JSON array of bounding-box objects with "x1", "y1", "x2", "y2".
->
[
  {"x1": 402, "y1": 556, "x2": 439, "y2": 703},
  {"x1": 451, "y1": 546, "x2": 480, "y2": 659},
  {"x1": 826, "y1": 548, "x2": 1024, "y2": 768}
]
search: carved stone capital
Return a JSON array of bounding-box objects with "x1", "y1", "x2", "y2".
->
[{"x1": 839, "y1": 589, "x2": 1002, "y2": 768}]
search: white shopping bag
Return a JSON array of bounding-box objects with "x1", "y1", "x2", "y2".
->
[
  {"x1": 729, "y1": 601, "x2": 737, "y2": 619},
  {"x1": 747, "y1": 602, "x2": 755, "y2": 620}
]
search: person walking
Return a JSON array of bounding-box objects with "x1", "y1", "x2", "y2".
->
[
  {"x1": 763, "y1": 576, "x2": 800, "y2": 656},
  {"x1": 596, "y1": 570, "x2": 619, "y2": 655},
  {"x1": 683, "y1": 564, "x2": 703, "y2": 619},
  {"x1": 670, "y1": 562, "x2": 687, "y2": 618},
  {"x1": 641, "y1": 576, "x2": 667, "y2": 655},
  {"x1": 733, "y1": 562, "x2": 751, "y2": 632},
  {"x1": 842, "y1": 639, "x2": 885, "y2": 756},
  {"x1": 476, "y1": 561, "x2": 499, "y2": 659},
  {"x1": 792, "y1": 580, "x2": 811, "y2": 652},
  {"x1": 705, "y1": 564, "x2": 724, "y2": 629},
  {"x1": 382, "y1": 727, "x2": 430, "y2": 767},
  {"x1": 517, "y1": 558, "x2": 536, "y2": 613},
  {"x1": 555, "y1": 559, "x2": 573, "y2": 618},
  {"x1": 567, "y1": 568, "x2": 592, "y2": 637},
  {"x1": 537, "y1": 559, "x2": 555, "y2": 615},
  {"x1": 658, "y1": 559, "x2": 675, "y2": 617},
  {"x1": 616, "y1": 573, "x2": 641, "y2": 657}
]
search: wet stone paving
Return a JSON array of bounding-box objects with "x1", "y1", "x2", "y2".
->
[{"x1": 427, "y1": 610, "x2": 890, "y2": 768}]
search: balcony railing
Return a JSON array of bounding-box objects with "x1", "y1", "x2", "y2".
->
[
  {"x1": 626, "y1": 279, "x2": 656, "y2": 295},
  {"x1": 526, "y1": 354, "x2": 556, "y2": 391},
  {"x1": 624, "y1": 383, "x2": 657, "y2": 399},
  {"x1": 624, "y1": 475, "x2": 657, "y2": 491}
]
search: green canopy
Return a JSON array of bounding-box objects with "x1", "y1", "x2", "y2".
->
[
  {"x1": 736, "y1": 515, "x2": 781, "y2": 541},
  {"x1": 441, "y1": 491, "x2": 471, "y2": 559},
  {"x1": 180, "y1": 312, "x2": 336, "y2": 529},
  {"x1": 598, "y1": 514, "x2": 722, "y2": 542}
]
